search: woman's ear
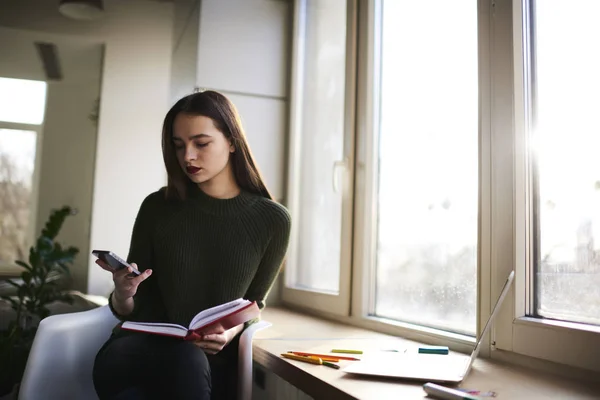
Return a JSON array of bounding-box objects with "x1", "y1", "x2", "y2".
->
[{"x1": 229, "y1": 140, "x2": 235, "y2": 153}]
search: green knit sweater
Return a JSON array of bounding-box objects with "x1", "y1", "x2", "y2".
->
[{"x1": 110, "y1": 185, "x2": 291, "y2": 328}]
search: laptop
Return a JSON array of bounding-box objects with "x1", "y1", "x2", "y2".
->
[{"x1": 341, "y1": 270, "x2": 515, "y2": 383}]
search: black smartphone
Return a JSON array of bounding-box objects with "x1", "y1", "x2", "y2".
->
[{"x1": 91, "y1": 250, "x2": 141, "y2": 275}]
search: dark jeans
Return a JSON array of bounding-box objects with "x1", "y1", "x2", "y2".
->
[{"x1": 92, "y1": 331, "x2": 238, "y2": 400}]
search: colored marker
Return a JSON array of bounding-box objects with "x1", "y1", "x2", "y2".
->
[
  {"x1": 331, "y1": 349, "x2": 363, "y2": 355},
  {"x1": 423, "y1": 383, "x2": 480, "y2": 400},
  {"x1": 289, "y1": 352, "x2": 340, "y2": 362},
  {"x1": 289, "y1": 351, "x2": 359, "y2": 361},
  {"x1": 281, "y1": 353, "x2": 322, "y2": 365},
  {"x1": 418, "y1": 345, "x2": 449, "y2": 355},
  {"x1": 322, "y1": 361, "x2": 341, "y2": 370}
]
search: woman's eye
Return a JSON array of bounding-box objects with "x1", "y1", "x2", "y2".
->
[{"x1": 196, "y1": 142, "x2": 209, "y2": 148}]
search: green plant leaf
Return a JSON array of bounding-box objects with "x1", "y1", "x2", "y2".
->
[
  {"x1": 17, "y1": 286, "x2": 29, "y2": 298},
  {"x1": 37, "y1": 237, "x2": 53, "y2": 254},
  {"x1": 6, "y1": 204, "x2": 79, "y2": 335},
  {"x1": 29, "y1": 248, "x2": 41, "y2": 270},
  {"x1": 41, "y1": 206, "x2": 72, "y2": 239},
  {"x1": 65, "y1": 246, "x2": 79, "y2": 257},
  {"x1": 22, "y1": 271, "x2": 32, "y2": 284},
  {"x1": 14, "y1": 260, "x2": 32, "y2": 272}
]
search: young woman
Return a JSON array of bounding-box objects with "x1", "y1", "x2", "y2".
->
[{"x1": 92, "y1": 91, "x2": 291, "y2": 400}]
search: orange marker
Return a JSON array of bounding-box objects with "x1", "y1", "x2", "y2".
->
[{"x1": 289, "y1": 351, "x2": 359, "y2": 361}]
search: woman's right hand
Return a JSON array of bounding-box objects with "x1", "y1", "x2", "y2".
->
[{"x1": 95, "y1": 259, "x2": 153, "y2": 301}]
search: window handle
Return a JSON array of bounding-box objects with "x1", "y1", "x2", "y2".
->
[{"x1": 332, "y1": 158, "x2": 347, "y2": 193}]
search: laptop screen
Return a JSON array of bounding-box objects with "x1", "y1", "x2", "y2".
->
[{"x1": 463, "y1": 270, "x2": 515, "y2": 376}]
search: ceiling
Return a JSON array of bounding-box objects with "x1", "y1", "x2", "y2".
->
[
  {"x1": 0, "y1": 0, "x2": 173, "y2": 35},
  {"x1": 0, "y1": 0, "x2": 171, "y2": 82},
  {"x1": 0, "y1": 26, "x2": 104, "y2": 83}
]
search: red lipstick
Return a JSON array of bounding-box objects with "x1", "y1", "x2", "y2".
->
[{"x1": 186, "y1": 166, "x2": 201, "y2": 174}]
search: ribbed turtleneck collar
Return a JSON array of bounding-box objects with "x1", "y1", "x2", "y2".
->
[{"x1": 188, "y1": 184, "x2": 257, "y2": 216}]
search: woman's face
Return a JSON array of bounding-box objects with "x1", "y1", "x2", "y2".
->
[{"x1": 172, "y1": 113, "x2": 234, "y2": 185}]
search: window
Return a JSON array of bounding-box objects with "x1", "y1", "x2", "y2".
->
[
  {"x1": 373, "y1": 0, "x2": 478, "y2": 336},
  {"x1": 0, "y1": 130, "x2": 38, "y2": 264},
  {"x1": 282, "y1": 0, "x2": 355, "y2": 315},
  {"x1": 0, "y1": 78, "x2": 47, "y2": 125},
  {"x1": 493, "y1": 0, "x2": 600, "y2": 373},
  {"x1": 285, "y1": 0, "x2": 600, "y2": 373},
  {"x1": 0, "y1": 78, "x2": 46, "y2": 270},
  {"x1": 529, "y1": 0, "x2": 600, "y2": 326}
]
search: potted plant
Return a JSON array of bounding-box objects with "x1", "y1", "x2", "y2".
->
[{"x1": 0, "y1": 206, "x2": 79, "y2": 397}]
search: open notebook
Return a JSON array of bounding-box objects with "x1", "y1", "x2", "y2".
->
[{"x1": 121, "y1": 298, "x2": 260, "y2": 341}]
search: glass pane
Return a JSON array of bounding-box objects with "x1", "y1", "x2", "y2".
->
[
  {"x1": 533, "y1": 0, "x2": 600, "y2": 325},
  {"x1": 291, "y1": 0, "x2": 347, "y2": 292},
  {"x1": 0, "y1": 78, "x2": 47, "y2": 125},
  {"x1": 0, "y1": 129, "x2": 37, "y2": 265},
  {"x1": 374, "y1": 0, "x2": 478, "y2": 335}
]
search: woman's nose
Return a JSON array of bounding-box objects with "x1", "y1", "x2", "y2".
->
[{"x1": 185, "y1": 146, "x2": 197, "y2": 162}]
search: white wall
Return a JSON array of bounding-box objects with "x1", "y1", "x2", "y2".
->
[
  {"x1": 197, "y1": 0, "x2": 291, "y2": 202},
  {"x1": 170, "y1": 0, "x2": 200, "y2": 105},
  {"x1": 36, "y1": 46, "x2": 103, "y2": 293},
  {"x1": 0, "y1": 0, "x2": 174, "y2": 296},
  {"x1": 171, "y1": 0, "x2": 292, "y2": 202},
  {"x1": 87, "y1": 4, "x2": 173, "y2": 296},
  {"x1": 40, "y1": 79, "x2": 101, "y2": 292}
]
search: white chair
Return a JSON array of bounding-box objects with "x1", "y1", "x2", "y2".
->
[{"x1": 18, "y1": 305, "x2": 270, "y2": 400}]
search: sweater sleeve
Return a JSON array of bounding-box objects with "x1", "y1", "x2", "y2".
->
[
  {"x1": 244, "y1": 204, "x2": 292, "y2": 311},
  {"x1": 108, "y1": 191, "x2": 166, "y2": 322}
]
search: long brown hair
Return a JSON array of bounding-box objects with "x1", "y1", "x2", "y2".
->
[{"x1": 162, "y1": 90, "x2": 273, "y2": 201}]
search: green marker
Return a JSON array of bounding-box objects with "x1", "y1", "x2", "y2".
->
[
  {"x1": 331, "y1": 349, "x2": 363, "y2": 354},
  {"x1": 322, "y1": 361, "x2": 340, "y2": 369}
]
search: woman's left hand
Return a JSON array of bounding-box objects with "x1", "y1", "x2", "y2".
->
[{"x1": 194, "y1": 324, "x2": 244, "y2": 355}]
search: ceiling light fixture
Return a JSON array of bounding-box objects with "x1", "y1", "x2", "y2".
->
[{"x1": 58, "y1": 0, "x2": 105, "y2": 20}]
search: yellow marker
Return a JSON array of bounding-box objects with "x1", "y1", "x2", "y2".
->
[
  {"x1": 331, "y1": 349, "x2": 363, "y2": 354},
  {"x1": 289, "y1": 352, "x2": 341, "y2": 362},
  {"x1": 281, "y1": 353, "x2": 323, "y2": 365}
]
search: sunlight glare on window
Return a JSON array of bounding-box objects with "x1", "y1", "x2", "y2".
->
[{"x1": 0, "y1": 77, "x2": 47, "y2": 125}]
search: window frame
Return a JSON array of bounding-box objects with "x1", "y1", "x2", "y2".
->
[
  {"x1": 492, "y1": 0, "x2": 600, "y2": 374},
  {"x1": 280, "y1": 0, "x2": 358, "y2": 316},
  {"x1": 351, "y1": 0, "x2": 482, "y2": 353}
]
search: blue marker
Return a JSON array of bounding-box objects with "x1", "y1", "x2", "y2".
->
[{"x1": 418, "y1": 345, "x2": 449, "y2": 355}]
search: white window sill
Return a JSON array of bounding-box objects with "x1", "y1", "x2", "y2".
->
[
  {"x1": 254, "y1": 306, "x2": 600, "y2": 399},
  {"x1": 515, "y1": 316, "x2": 600, "y2": 335}
]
